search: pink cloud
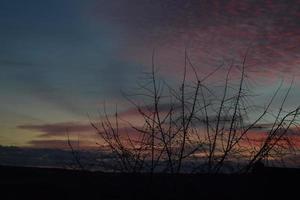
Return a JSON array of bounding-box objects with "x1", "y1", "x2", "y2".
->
[{"x1": 91, "y1": 0, "x2": 300, "y2": 83}]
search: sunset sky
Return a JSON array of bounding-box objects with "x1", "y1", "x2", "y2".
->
[{"x1": 1, "y1": 0, "x2": 300, "y2": 150}]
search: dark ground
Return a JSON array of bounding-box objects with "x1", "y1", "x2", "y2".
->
[{"x1": 0, "y1": 165, "x2": 299, "y2": 200}]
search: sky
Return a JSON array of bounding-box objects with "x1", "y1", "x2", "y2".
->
[{"x1": 1, "y1": 0, "x2": 300, "y2": 150}]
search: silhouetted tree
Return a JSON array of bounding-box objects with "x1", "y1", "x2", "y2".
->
[{"x1": 89, "y1": 49, "x2": 300, "y2": 173}]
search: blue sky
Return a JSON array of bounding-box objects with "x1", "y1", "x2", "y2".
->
[
  {"x1": 1, "y1": 0, "x2": 300, "y2": 147},
  {"x1": 0, "y1": 0, "x2": 142, "y2": 145}
]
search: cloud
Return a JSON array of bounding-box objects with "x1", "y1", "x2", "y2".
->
[
  {"x1": 18, "y1": 104, "x2": 300, "y2": 150},
  {"x1": 28, "y1": 139, "x2": 77, "y2": 149},
  {"x1": 92, "y1": 0, "x2": 300, "y2": 81},
  {"x1": 27, "y1": 138, "x2": 101, "y2": 150},
  {"x1": 119, "y1": 103, "x2": 181, "y2": 117},
  {"x1": 20, "y1": 122, "x2": 143, "y2": 149},
  {"x1": 18, "y1": 122, "x2": 93, "y2": 137},
  {"x1": 17, "y1": 118, "x2": 142, "y2": 141}
]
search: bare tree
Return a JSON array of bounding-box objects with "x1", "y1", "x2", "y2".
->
[{"x1": 89, "y1": 50, "x2": 300, "y2": 173}]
